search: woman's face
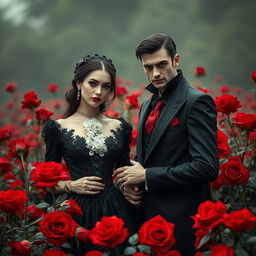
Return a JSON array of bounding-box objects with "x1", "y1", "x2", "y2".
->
[{"x1": 77, "y1": 69, "x2": 112, "y2": 108}]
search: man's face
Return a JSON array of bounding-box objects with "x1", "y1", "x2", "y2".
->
[{"x1": 141, "y1": 47, "x2": 180, "y2": 93}]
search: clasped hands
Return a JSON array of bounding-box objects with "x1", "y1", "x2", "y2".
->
[{"x1": 113, "y1": 160, "x2": 146, "y2": 205}]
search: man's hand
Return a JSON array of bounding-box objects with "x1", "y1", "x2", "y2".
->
[
  {"x1": 113, "y1": 160, "x2": 146, "y2": 188},
  {"x1": 123, "y1": 185, "x2": 144, "y2": 205}
]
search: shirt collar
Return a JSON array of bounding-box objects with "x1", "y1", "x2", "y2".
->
[{"x1": 145, "y1": 69, "x2": 183, "y2": 104}]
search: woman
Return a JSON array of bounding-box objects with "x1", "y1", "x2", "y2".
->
[{"x1": 42, "y1": 54, "x2": 138, "y2": 254}]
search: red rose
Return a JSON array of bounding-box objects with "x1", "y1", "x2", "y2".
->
[
  {"x1": 223, "y1": 208, "x2": 256, "y2": 232},
  {"x1": 105, "y1": 109, "x2": 120, "y2": 118},
  {"x1": 125, "y1": 94, "x2": 140, "y2": 109},
  {"x1": 5, "y1": 83, "x2": 17, "y2": 93},
  {"x1": 116, "y1": 86, "x2": 128, "y2": 96},
  {"x1": 0, "y1": 189, "x2": 27, "y2": 214},
  {"x1": 217, "y1": 130, "x2": 231, "y2": 159},
  {"x1": 130, "y1": 130, "x2": 137, "y2": 148},
  {"x1": 0, "y1": 127, "x2": 12, "y2": 142},
  {"x1": 232, "y1": 112, "x2": 256, "y2": 131},
  {"x1": 39, "y1": 210, "x2": 78, "y2": 247},
  {"x1": 214, "y1": 95, "x2": 242, "y2": 115},
  {"x1": 210, "y1": 244, "x2": 234, "y2": 256},
  {"x1": 156, "y1": 250, "x2": 181, "y2": 256},
  {"x1": 89, "y1": 216, "x2": 129, "y2": 250},
  {"x1": 234, "y1": 87, "x2": 242, "y2": 94},
  {"x1": 116, "y1": 77, "x2": 123, "y2": 84},
  {"x1": 61, "y1": 198, "x2": 82, "y2": 216},
  {"x1": 8, "y1": 240, "x2": 32, "y2": 256},
  {"x1": 192, "y1": 201, "x2": 226, "y2": 230},
  {"x1": 75, "y1": 226, "x2": 90, "y2": 243},
  {"x1": 85, "y1": 251, "x2": 103, "y2": 256},
  {"x1": 0, "y1": 158, "x2": 13, "y2": 173},
  {"x1": 21, "y1": 90, "x2": 41, "y2": 109},
  {"x1": 138, "y1": 215, "x2": 175, "y2": 253},
  {"x1": 20, "y1": 204, "x2": 44, "y2": 222},
  {"x1": 220, "y1": 85, "x2": 230, "y2": 93},
  {"x1": 36, "y1": 108, "x2": 54, "y2": 121},
  {"x1": 48, "y1": 83, "x2": 58, "y2": 93},
  {"x1": 53, "y1": 100, "x2": 62, "y2": 109},
  {"x1": 44, "y1": 249, "x2": 68, "y2": 256},
  {"x1": 195, "y1": 66, "x2": 206, "y2": 76},
  {"x1": 210, "y1": 175, "x2": 224, "y2": 190},
  {"x1": 7, "y1": 139, "x2": 30, "y2": 159},
  {"x1": 220, "y1": 159, "x2": 250, "y2": 185},
  {"x1": 9, "y1": 179, "x2": 24, "y2": 188},
  {"x1": 132, "y1": 253, "x2": 150, "y2": 256},
  {"x1": 251, "y1": 71, "x2": 256, "y2": 83},
  {"x1": 31, "y1": 161, "x2": 69, "y2": 188}
]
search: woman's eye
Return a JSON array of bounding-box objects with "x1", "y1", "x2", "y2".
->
[
  {"x1": 103, "y1": 84, "x2": 111, "y2": 90},
  {"x1": 89, "y1": 81, "x2": 97, "y2": 86}
]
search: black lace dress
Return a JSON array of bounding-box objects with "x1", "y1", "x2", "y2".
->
[{"x1": 42, "y1": 118, "x2": 138, "y2": 255}]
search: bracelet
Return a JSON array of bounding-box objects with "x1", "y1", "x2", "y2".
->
[{"x1": 63, "y1": 180, "x2": 72, "y2": 193}]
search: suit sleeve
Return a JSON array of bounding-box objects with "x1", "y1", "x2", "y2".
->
[
  {"x1": 146, "y1": 94, "x2": 219, "y2": 191},
  {"x1": 42, "y1": 120, "x2": 62, "y2": 163}
]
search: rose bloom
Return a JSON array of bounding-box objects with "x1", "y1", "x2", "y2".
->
[
  {"x1": 0, "y1": 189, "x2": 27, "y2": 214},
  {"x1": 9, "y1": 179, "x2": 24, "y2": 188},
  {"x1": 0, "y1": 157, "x2": 13, "y2": 173},
  {"x1": 194, "y1": 229, "x2": 210, "y2": 249},
  {"x1": 75, "y1": 226, "x2": 89, "y2": 243},
  {"x1": 138, "y1": 215, "x2": 175, "y2": 253},
  {"x1": 0, "y1": 127, "x2": 12, "y2": 142},
  {"x1": 116, "y1": 77, "x2": 123, "y2": 84},
  {"x1": 217, "y1": 130, "x2": 231, "y2": 159},
  {"x1": 195, "y1": 66, "x2": 206, "y2": 76},
  {"x1": 21, "y1": 90, "x2": 41, "y2": 109},
  {"x1": 105, "y1": 109, "x2": 120, "y2": 118},
  {"x1": 220, "y1": 85, "x2": 230, "y2": 93},
  {"x1": 223, "y1": 208, "x2": 256, "y2": 232},
  {"x1": 31, "y1": 161, "x2": 69, "y2": 188},
  {"x1": 53, "y1": 100, "x2": 62, "y2": 109},
  {"x1": 44, "y1": 249, "x2": 68, "y2": 256},
  {"x1": 251, "y1": 71, "x2": 256, "y2": 82},
  {"x1": 5, "y1": 82, "x2": 17, "y2": 93},
  {"x1": 89, "y1": 216, "x2": 129, "y2": 250},
  {"x1": 8, "y1": 240, "x2": 32, "y2": 256},
  {"x1": 7, "y1": 139, "x2": 30, "y2": 159},
  {"x1": 116, "y1": 86, "x2": 128, "y2": 96},
  {"x1": 85, "y1": 251, "x2": 103, "y2": 256},
  {"x1": 125, "y1": 94, "x2": 140, "y2": 109},
  {"x1": 234, "y1": 87, "x2": 242, "y2": 94},
  {"x1": 48, "y1": 83, "x2": 58, "y2": 93},
  {"x1": 156, "y1": 250, "x2": 181, "y2": 256},
  {"x1": 20, "y1": 204, "x2": 44, "y2": 222},
  {"x1": 36, "y1": 107, "x2": 54, "y2": 121},
  {"x1": 61, "y1": 198, "x2": 82, "y2": 216},
  {"x1": 192, "y1": 201, "x2": 226, "y2": 230},
  {"x1": 210, "y1": 175, "x2": 224, "y2": 190},
  {"x1": 39, "y1": 210, "x2": 78, "y2": 247},
  {"x1": 232, "y1": 112, "x2": 256, "y2": 131},
  {"x1": 210, "y1": 244, "x2": 234, "y2": 256},
  {"x1": 214, "y1": 94, "x2": 242, "y2": 115},
  {"x1": 220, "y1": 159, "x2": 250, "y2": 186}
]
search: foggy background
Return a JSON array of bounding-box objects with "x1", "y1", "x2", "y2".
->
[{"x1": 1, "y1": 0, "x2": 255, "y2": 102}]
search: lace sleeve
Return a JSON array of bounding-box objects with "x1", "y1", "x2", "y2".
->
[
  {"x1": 42, "y1": 120, "x2": 62, "y2": 163},
  {"x1": 116, "y1": 118, "x2": 133, "y2": 168}
]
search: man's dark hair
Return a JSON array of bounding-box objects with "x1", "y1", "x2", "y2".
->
[{"x1": 135, "y1": 33, "x2": 177, "y2": 61}]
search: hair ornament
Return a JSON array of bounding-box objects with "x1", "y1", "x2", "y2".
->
[{"x1": 74, "y1": 54, "x2": 116, "y2": 73}]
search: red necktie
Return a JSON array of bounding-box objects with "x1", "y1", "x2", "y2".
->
[{"x1": 145, "y1": 100, "x2": 165, "y2": 135}]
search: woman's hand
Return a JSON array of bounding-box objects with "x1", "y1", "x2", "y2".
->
[{"x1": 66, "y1": 176, "x2": 105, "y2": 195}]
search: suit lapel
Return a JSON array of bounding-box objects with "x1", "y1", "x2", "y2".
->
[
  {"x1": 137, "y1": 99, "x2": 152, "y2": 164},
  {"x1": 144, "y1": 80, "x2": 189, "y2": 164}
]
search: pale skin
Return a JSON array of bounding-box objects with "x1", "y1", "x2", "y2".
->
[
  {"x1": 113, "y1": 47, "x2": 180, "y2": 204},
  {"x1": 53, "y1": 67, "x2": 122, "y2": 195}
]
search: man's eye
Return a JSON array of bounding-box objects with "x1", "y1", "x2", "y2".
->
[
  {"x1": 145, "y1": 66, "x2": 153, "y2": 71},
  {"x1": 158, "y1": 62, "x2": 166, "y2": 68}
]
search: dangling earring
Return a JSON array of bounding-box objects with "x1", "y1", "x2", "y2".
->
[{"x1": 77, "y1": 89, "x2": 81, "y2": 100}]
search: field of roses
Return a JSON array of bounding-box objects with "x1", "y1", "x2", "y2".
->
[{"x1": 0, "y1": 68, "x2": 256, "y2": 256}]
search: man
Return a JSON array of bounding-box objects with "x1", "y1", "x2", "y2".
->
[{"x1": 113, "y1": 33, "x2": 218, "y2": 255}]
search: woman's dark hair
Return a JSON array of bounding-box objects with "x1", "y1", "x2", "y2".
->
[
  {"x1": 63, "y1": 55, "x2": 116, "y2": 118},
  {"x1": 135, "y1": 33, "x2": 177, "y2": 61}
]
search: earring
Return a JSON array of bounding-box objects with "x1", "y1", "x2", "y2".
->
[{"x1": 77, "y1": 89, "x2": 81, "y2": 100}]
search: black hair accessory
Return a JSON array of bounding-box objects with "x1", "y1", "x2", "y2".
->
[{"x1": 74, "y1": 54, "x2": 116, "y2": 73}]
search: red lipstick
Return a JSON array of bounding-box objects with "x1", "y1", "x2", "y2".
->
[{"x1": 91, "y1": 97, "x2": 101, "y2": 102}]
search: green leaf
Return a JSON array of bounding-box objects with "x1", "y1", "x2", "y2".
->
[
  {"x1": 36, "y1": 202, "x2": 50, "y2": 209},
  {"x1": 56, "y1": 193, "x2": 68, "y2": 204},
  {"x1": 123, "y1": 246, "x2": 137, "y2": 255},
  {"x1": 128, "y1": 233, "x2": 138, "y2": 245},
  {"x1": 22, "y1": 216, "x2": 44, "y2": 228},
  {"x1": 234, "y1": 246, "x2": 249, "y2": 256},
  {"x1": 245, "y1": 236, "x2": 256, "y2": 244},
  {"x1": 62, "y1": 242, "x2": 72, "y2": 249},
  {"x1": 33, "y1": 232, "x2": 45, "y2": 241},
  {"x1": 137, "y1": 245, "x2": 151, "y2": 254},
  {"x1": 196, "y1": 233, "x2": 211, "y2": 250}
]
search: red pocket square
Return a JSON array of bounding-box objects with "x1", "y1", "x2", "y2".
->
[{"x1": 169, "y1": 117, "x2": 180, "y2": 126}]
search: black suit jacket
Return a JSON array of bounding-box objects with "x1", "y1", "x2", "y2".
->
[{"x1": 137, "y1": 74, "x2": 218, "y2": 255}]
